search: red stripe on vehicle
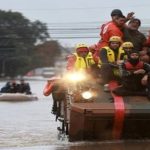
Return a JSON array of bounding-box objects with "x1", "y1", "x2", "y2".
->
[{"x1": 109, "y1": 81, "x2": 125, "y2": 139}]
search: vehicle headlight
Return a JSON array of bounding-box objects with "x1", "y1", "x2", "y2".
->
[
  {"x1": 65, "y1": 72, "x2": 86, "y2": 82},
  {"x1": 81, "y1": 91, "x2": 93, "y2": 100}
]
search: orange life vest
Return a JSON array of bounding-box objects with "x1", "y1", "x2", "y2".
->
[{"x1": 125, "y1": 61, "x2": 144, "y2": 71}]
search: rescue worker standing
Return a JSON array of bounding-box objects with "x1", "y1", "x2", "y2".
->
[
  {"x1": 113, "y1": 50, "x2": 150, "y2": 99},
  {"x1": 100, "y1": 36, "x2": 124, "y2": 84}
]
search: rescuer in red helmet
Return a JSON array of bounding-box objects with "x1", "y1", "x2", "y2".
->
[{"x1": 66, "y1": 43, "x2": 96, "y2": 71}]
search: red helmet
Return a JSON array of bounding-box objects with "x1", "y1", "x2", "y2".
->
[{"x1": 75, "y1": 43, "x2": 89, "y2": 52}]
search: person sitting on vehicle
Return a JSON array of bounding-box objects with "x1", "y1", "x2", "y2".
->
[
  {"x1": 96, "y1": 9, "x2": 134, "y2": 52},
  {"x1": 18, "y1": 79, "x2": 32, "y2": 94},
  {"x1": 139, "y1": 47, "x2": 150, "y2": 63},
  {"x1": 67, "y1": 43, "x2": 102, "y2": 80},
  {"x1": 89, "y1": 44, "x2": 101, "y2": 65},
  {"x1": 89, "y1": 44, "x2": 97, "y2": 55},
  {"x1": 97, "y1": 15, "x2": 126, "y2": 52},
  {"x1": 100, "y1": 36, "x2": 125, "y2": 85},
  {"x1": 123, "y1": 18, "x2": 146, "y2": 52},
  {"x1": 120, "y1": 41, "x2": 134, "y2": 60},
  {"x1": 113, "y1": 50, "x2": 150, "y2": 99},
  {"x1": 66, "y1": 43, "x2": 96, "y2": 71}
]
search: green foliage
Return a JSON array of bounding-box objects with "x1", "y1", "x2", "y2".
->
[
  {"x1": 0, "y1": 10, "x2": 62, "y2": 77},
  {"x1": 33, "y1": 40, "x2": 62, "y2": 67}
]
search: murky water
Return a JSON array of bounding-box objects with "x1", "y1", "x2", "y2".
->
[{"x1": 0, "y1": 80, "x2": 150, "y2": 150}]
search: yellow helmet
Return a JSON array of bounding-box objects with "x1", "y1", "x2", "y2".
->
[
  {"x1": 109, "y1": 36, "x2": 122, "y2": 43},
  {"x1": 122, "y1": 42, "x2": 134, "y2": 48},
  {"x1": 75, "y1": 43, "x2": 88, "y2": 49}
]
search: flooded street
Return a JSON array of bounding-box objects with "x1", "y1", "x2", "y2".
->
[
  {"x1": 0, "y1": 80, "x2": 61, "y2": 149},
  {"x1": 1, "y1": 80, "x2": 150, "y2": 150}
]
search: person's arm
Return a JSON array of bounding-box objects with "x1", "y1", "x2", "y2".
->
[
  {"x1": 125, "y1": 12, "x2": 135, "y2": 22},
  {"x1": 119, "y1": 63, "x2": 132, "y2": 77}
]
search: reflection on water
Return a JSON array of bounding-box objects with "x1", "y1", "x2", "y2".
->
[{"x1": 0, "y1": 80, "x2": 150, "y2": 150}]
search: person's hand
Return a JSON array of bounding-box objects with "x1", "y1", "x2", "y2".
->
[
  {"x1": 116, "y1": 60, "x2": 123, "y2": 65},
  {"x1": 126, "y1": 12, "x2": 135, "y2": 21},
  {"x1": 141, "y1": 75, "x2": 148, "y2": 85},
  {"x1": 134, "y1": 69, "x2": 145, "y2": 74}
]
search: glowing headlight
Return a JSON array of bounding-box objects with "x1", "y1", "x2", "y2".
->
[
  {"x1": 66, "y1": 72, "x2": 86, "y2": 82},
  {"x1": 81, "y1": 91, "x2": 93, "y2": 100}
]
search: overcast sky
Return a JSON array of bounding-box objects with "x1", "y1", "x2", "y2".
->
[{"x1": 1, "y1": 0, "x2": 150, "y2": 47}]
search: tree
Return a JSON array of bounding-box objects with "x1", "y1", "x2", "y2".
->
[
  {"x1": 0, "y1": 10, "x2": 51, "y2": 76},
  {"x1": 32, "y1": 40, "x2": 62, "y2": 68},
  {"x1": 0, "y1": 10, "x2": 49, "y2": 53}
]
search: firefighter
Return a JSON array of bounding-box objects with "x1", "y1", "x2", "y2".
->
[
  {"x1": 97, "y1": 15, "x2": 126, "y2": 52},
  {"x1": 100, "y1": 36, "x2": 125, "y2": 86},
  {"x1": 120, "y1": 41, "x2": 134, "y2": 60},
  {"x1": 96, "y1": 9, "x2": 134, "y2": 53},
  {"x1": 66, "y1": 43, "x2": 96, "y2": 71},
  {"x1": 51, "y1": 43, "x2": 98, "y2": 115},
  {"x1": 113, "y1": 50, "x2": 150, "y2": 99},
  {"x1": 67, "y1": 43, "x2": 101, "y2": 80}
]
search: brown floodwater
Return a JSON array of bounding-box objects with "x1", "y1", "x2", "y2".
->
[{"x1": 0, "y1": 80, "x2": 150, "y2": 150}]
